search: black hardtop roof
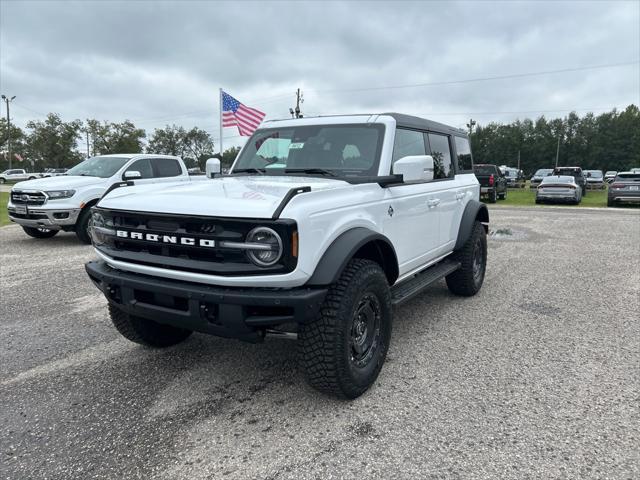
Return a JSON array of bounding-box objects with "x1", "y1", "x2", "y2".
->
[{"x1": 384, "y1": 113, "x2": 468, "y2": 137}]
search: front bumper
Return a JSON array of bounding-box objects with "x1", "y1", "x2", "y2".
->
[
  {"x1": 7, "y1": 203, "x2": 81, "y2": 229},
  {"x1": 85, "y1": 260, "x2": 327, "y2": 342}
]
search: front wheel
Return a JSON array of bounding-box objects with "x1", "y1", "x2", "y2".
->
[
  {"x1": 446, "y1": 221, "x2": 487, "y2": 297},
  {"x1": 299, "y1": 258, "x2": 392, "y2": 399},
  {"x1": 0, "y1": 178, "x2": 5, "y2": 184},
  {"x1": 109, "y1": 305, "x2": 192, "y2": 347},
  {"x1": 22, "y1": 226, "x2": 59, "y2": 238},
  {"x1": 75, "y1": 208, "x2": 93, "y2": 244}
]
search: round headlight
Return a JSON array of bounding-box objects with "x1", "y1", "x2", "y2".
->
[{"x1": 246, "y1": 227, "x2": 283, "y2": 267}]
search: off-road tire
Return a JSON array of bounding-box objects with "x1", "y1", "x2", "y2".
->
[
  {"x1": 607, "y1": 198, "x2": 615, "y2": 207},
  {"x1": 75, "y1": 207, "x2": 93, "y2": 244},
  {"x1": 0, "y1": 178, "x2": 5, "y2": 184},
  {"x1": 446, "y1": 221, "x2": 487, "y2": 297},
  {"x1": 21, "y1": 226, "x2": 59, "y2": 238},
  {"x1": 299, "y1": 258, "x2": 392, "y2": 399},
  {"x1": 498, "y1": 190, "x2": 507, "y2": 200},
  {"x1": 108, "y1": 304, "x2": 192, "y2": 347},
  {"x1": 488, "y1": 189, "x2": 497, "y2": 203}
]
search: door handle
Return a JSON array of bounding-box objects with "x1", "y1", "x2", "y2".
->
[
  {"x1": 456, "y1": 192, "x2": 465, "y2": 200},
  {"x1": 427, "y1": 198, "x2": 441, "y2": 207}
]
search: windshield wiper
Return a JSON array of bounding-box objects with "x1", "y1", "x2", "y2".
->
[
  {"x1": 233, "y1": 168, "x2": 265, "y2": 175},
  {"x1": 284, "y1": 168, "x2": 337, "y2": 177}
]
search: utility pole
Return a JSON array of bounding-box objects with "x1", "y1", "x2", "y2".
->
[
  {"x1": 85, "y1": 129, "x2": 91, "y2": 158},
  {"x1": 466, "y1": 118, "x2": 476, "y2": 137},
  {"x1": 289, "y1": 89, "x2": 304, "y2": 118},
  {"x1": 1, "y1": 94, "x2": 16, "y2": 169},
  {"x1": 517, "y1": 150, "x2": 521, "y2": 171},
  {"x1": 555, "y1": 135, "x2": 561, "y2": 168}
]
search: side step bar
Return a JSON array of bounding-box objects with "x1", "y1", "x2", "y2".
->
[{"x1": 391, "y1": 259, "x2": 461, "y2": 306}]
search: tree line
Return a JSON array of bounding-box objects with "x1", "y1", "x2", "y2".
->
[
  {"x1": 0, "y1": 113, "x2": 240, "y2": 171},
  {"x1": 1, "y1": 105, "x2": 638, "y2": 174},
  {"x1": 470, "y1": 104, "x2": 639, "y2": 174}
]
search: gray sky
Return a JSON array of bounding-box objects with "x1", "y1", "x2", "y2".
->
[{"x1": 1, "y1": 0, "x2": 639, "y2": 150}]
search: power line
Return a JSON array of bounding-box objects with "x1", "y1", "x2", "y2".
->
[{"x1": 312, "y1": 61, "x2": 640, "y2": 94}]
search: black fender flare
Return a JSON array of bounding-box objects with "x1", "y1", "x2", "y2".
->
[
  {"x1": 454, "y1": 200, "x2": 489, "y2": 250},
  {"x1": 306, "y1": 228, "x2": 399, "y2": 286}
]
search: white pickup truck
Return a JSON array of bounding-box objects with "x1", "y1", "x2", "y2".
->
[
  {"x1": 85, "y1": 114, "x2": 489, "y2": 399},
  {"x1": 0, "y1": 169, "x2": 42, "y2": 183},
  {"x1": 7, "y1": 154, "x2": 193, "y2": 243}
]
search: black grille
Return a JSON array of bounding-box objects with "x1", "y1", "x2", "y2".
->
[
  {"x1": 93, "y1": 208, "x2": 297, "y2": 276},
  {"x1": 11, "y1": 190, "x2": 47, "y2": 206}
]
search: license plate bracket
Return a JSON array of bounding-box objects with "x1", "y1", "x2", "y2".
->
[{"x1": 14, "y1": 205, "x2": 27, "y2": 215}]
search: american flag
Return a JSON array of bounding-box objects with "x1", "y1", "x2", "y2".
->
[{"x1": 222, "y1": 91, "x2": 266, "y2": 136}]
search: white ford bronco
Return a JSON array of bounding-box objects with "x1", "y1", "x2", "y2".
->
[
  {"x1": 7, "y1": 154, "x2": 192, "y2": 243},
  {"x1": 85, "y1": 114, "x2": 488, "y2": 398}
]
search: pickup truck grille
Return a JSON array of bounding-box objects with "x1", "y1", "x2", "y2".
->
[
  {"x1": 92, "y1": 208, "x2": 297, "y2": 276},
  {"x1": 11, "y1": 190, "x2": 47, "y2": 206}
]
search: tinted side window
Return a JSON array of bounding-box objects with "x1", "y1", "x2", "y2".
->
[
  {"x1": 427, "y1": 133, "x2": 453, "y2": 179},
  {"x1": 454, "y1": 136, "x2": 473, "y2": 172},
  {"x1": 392, "y1": 129, "x2": 426, "y2": 166},
  {"x1": 125, "y1": 159, "x2": 153, "y2": 179},
  {"x1": 153, "y1": 158, "x2": 182, "y2": 177}
]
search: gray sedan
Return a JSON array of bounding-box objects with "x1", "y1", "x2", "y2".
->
[
  {"x1": 608, "y1": 172, "x2": 640, "y2": 207},
  {"x1": 536, "y1": 175, "x2": 582, "y2": 204}
]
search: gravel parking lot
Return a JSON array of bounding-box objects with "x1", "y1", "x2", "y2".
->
[{"x1": 1, "y1": 207, "x2": 638, "y2": 480}]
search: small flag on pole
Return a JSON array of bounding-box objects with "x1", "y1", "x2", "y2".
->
[
  {"x1": 15, "y1": 153, "x2": 24, "y2": 162},
  {"x1": 221, "y1": 91, "x2": 266, "y2": 136}
]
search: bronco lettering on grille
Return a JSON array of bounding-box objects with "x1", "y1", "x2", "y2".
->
[{"x1": 115, "y1": 229, "x2": 215, "y2": 247}]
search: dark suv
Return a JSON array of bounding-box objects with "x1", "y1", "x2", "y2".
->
[
  {"x1": 608, "y1": 172, "x2": 640, "y2": 207},
  {"x1": 552, "y1": 167, "x2": 587, "y2": 196}
]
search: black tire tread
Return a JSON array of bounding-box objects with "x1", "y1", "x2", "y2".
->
[
  {"x1": 108, "y1": 304, "x2": 192, "y2": 347},
  {"x1": 299, "y1": 258, "x2": 391, "y2": 399},
  {"x1": 21, "y1": 226, "x2": 59, "y2": 238},
  {"x1": 75, "y1": 208, "x2": 92, "y2": 244},
  {"x1": 446, "y1": 221, "x2": 486, "y2": 297}
]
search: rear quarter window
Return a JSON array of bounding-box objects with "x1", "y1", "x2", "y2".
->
[{"x1": 454, "y1": 136, "x2": 473, "y2": 172}]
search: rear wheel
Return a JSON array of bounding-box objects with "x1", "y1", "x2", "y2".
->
[
  {"x1": 0, "y1": 178, "x2": 5, "y2": 184},
  {"x1": 21, "y1": 226, "x2": 59, "y2": 238},
  {"x1": 299, "y1": 258, "x2": 392, "y2": 399},
  {"x1": 607, "y1": 198, "x2": 615, "y2": 207},
  {"x1": 498, "y1": 190, "x2": 507, "y2": 200},
  {"x1": 75, "y1": 207, "x2": 93, "y2": 244},
  {"x1": 446, "y1": 221, "x2": 487, "y2": 297},
  {"x1": 108, "y1": 305, "x2": 192, "y2": 347},
  {"x1": 488, "y1": 189, "x2": 497, "y2": 203}
]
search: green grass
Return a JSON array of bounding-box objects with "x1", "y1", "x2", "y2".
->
[
  {"x1": 0, "y1": 192, "x2": 9, "y2": 226},
  {"x1": 497, "y1": 187, "x2": 608, "y2": 208}
]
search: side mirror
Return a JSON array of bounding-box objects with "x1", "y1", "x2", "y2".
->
[
  {"x1": 206, "y1": 158, "x2": 221, "y2": 178},
  {"x1": 392, "y1": 155, "x2": 434, "y2": 182},
  {"x1": 123, "y1": 170, "x2": 142, "y2": 180}
]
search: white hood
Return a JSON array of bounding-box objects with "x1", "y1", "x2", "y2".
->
[
  {"x1": 14, "y1": 176, "x2": 106, "y2": 190},
  {"x1": 98, "y1": 175, "x2": 349, "y2": 218}
]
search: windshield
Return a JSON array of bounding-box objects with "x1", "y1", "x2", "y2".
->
[
  {"x1": 66, "y1": 156, "x2": 130, "y2": 178},
  {"x1": 473, "y1": 165, "x2": 497, "y2": 175},
  {"x1": 534, "y1": 169, "x2": 552, "y2": 176},
  {"x1": 587, "y1": 171, "x2": 603, "y2": 178},
  {"x1": 232, "y1": 124, "x2": 385, "y2": 178}
]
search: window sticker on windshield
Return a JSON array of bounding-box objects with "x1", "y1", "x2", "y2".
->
[{"x1": 289, "y1": 142, "x2": 304, "y2": 149}]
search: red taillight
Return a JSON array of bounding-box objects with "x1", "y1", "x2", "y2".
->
[
  {"x1": 611, "y1": 183, "x2": 625, "y2": 189},
  {"x1": 489, "y1": 174, "x2": 494, "y2": 186}
]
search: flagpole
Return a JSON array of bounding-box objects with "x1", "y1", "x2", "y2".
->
[{"x1": 219, "y1": 88, "x2": 224, "y2": 157}]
